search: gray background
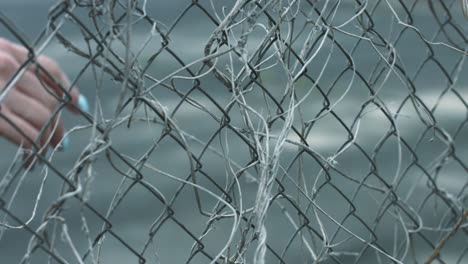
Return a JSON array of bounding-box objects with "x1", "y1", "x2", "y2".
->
[{"x1": 1, "y1": 1, "x2": 467, "y2": 263}]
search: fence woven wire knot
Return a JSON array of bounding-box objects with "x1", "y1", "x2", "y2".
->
[{"x1": 1, "y1": 0, "x2": 468, "y2": 263}]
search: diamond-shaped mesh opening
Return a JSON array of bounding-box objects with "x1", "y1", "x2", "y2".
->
[{"x1": 1, "y1": 0, "x2": 468, "y2": 263}]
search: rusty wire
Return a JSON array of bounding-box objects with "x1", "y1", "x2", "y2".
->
[{"x1": 0, "y1": 0, "x2": 468, "y2": 263}]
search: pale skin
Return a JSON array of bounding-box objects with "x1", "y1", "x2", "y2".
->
[{"x1": 0, "y1": 38, "x2": 82, "y2": 165}]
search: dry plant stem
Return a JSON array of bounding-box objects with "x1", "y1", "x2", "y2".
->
[
  {"x1": 203, "y1": 0, "x2": 248, "y2": 92},
  {"x1": 425, "y1": 210, "x2": 468, "y2": 264}
]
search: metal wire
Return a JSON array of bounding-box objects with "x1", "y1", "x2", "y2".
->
[{"x1": 0, "y1": 0, "x2": 467, "y2": 263}]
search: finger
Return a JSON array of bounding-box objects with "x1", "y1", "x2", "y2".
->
[
  {"x1": 36, "y1": 55, "x2": 81, "y2": 114},
  {"x1": 0, "y1": 38, "x2": 81, "y2": 113},
  {"x1": 0, "y1": 52, "x2": 61, "y2": 113},
  {"x1": 4, "y1": 88, "x2": 65, "y2": 148},
  {"x1": 0, "y1": 106, "x2": 47, "y2": 167}
]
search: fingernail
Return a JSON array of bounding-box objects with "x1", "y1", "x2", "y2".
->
[
  {"x1": 78, "y1": 94, "x2": 90, "y2": 113},
  {"x1": 59, "y1": 135, "x2": 70, "y2": 151},
  {"x1": 45, "y1": 149, "x2": 53, "y2": 160}
]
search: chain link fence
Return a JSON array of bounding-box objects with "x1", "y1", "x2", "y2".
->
[{"x1": 0, "y1": 0, "x2": 468, "y2": 263}]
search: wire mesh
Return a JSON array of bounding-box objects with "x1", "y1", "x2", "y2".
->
[{"x1": 0, "y1": 0, "x2": 467, "y2": 263}]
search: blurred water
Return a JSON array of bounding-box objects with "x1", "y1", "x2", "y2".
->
[{"x1": 1, "y1": 1, "x2": 467, "y2": 263}]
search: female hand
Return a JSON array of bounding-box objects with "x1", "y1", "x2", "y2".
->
[{"x1": 0, "y1": 38, "x2": 89, "y2": 167}]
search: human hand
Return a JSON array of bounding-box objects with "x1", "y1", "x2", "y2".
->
[{"x1": 0, "y1": 38, "x2": 89, "y2": 167}]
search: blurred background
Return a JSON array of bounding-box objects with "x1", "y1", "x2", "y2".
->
[{"x1": 0, "y1": 1, "x2": 467, "y2": 263}]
